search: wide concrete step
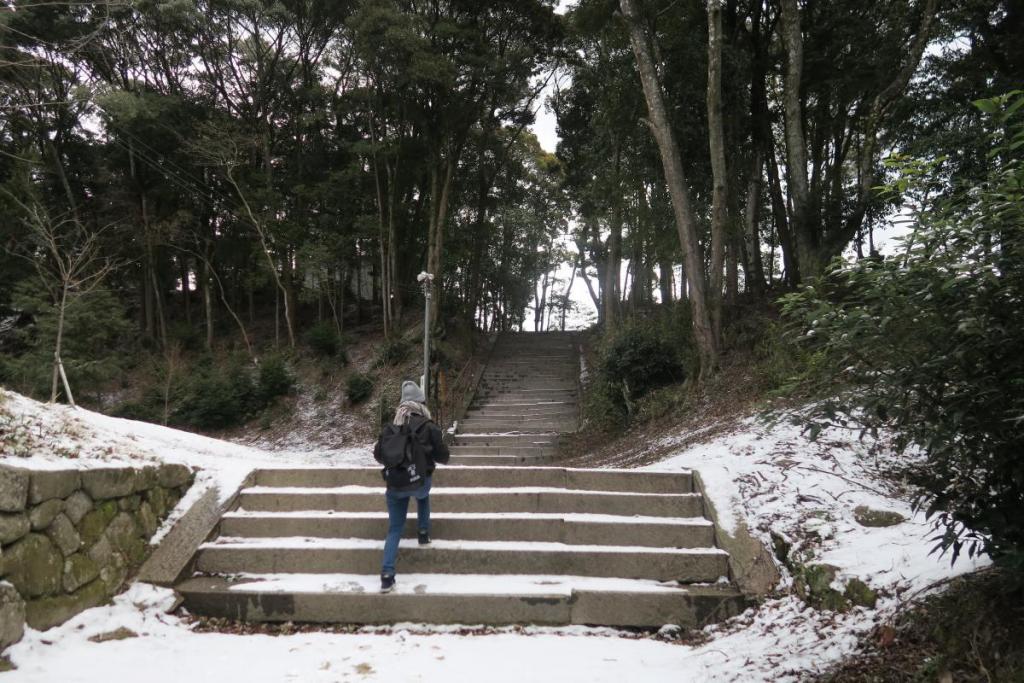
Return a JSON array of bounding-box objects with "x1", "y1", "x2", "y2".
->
[
  {"x1": 252, "y1": 468, "x2": 693, "y2": 492},
  {"x1": 451, "y1": 439, "x2": 560, "y2": 450},
  {"x1": 475, "y1": 388, "x2": 578, "y2": 397},
  {"x1": 178, "y1": 574, "x2": 744, "y2": 627},
  {"x1": 467, "y1": 407, "x2": 578, "y2": 418},
  {"x1": 479, "y1": 382, "x2": 578, "y2": 391},
  {"x1": 448, "y1": 454, "x2": 555, "y2": 466},
  {"x1": 459, "y1": 421, "x2": 578, "y2": 433},
  {"x1": 462, "y1": 411, "x2": 577, "y2": 421},
  {"x1": 449, "y1": 446, "x2": 558, "y2": 457},
  {"x1": 219, "y1": 511, "x2": 715, "y2": 547},
  {"x1": 451, "y1": 434, "x2": 561, "y2": 447},
  {"x1": 237, "y1": 487, "x2": 705, "y2": 517},
  {"x1": 485, "y1": 366, "x2": 574, "y2": 370},
  {"x1": 464, "y1": 411, "x2": 578, "y2": 422},
  {"x1": 470, "y1": 401, "x2": 575, "y2": 411},
  {"x1": 194, "y1": 538, "x2": 729, "y2": 581},
  {"x1": 462, "y1": 421, "x2": 581, "y2": 432},
  {"x1": 472, "y1": 396, "x2": 578, "y2": 406},
  {"x1": 481, "y1": 370, "x2": 577, "y2": 376}
]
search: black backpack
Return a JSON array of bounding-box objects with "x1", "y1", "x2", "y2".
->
[{"x1": 377, "y1": 415, "x2": 432, "y2": 490}]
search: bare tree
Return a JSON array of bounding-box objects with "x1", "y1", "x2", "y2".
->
[
  {"x1": 160, "y1": 341, "x2": 183, "y2": 425},
  {"x1": 3, "y1": 193, "x2": 119, "y2": 405},
  {"x1": 192, "y1": 131, "x2": 297, "y2": 349}
]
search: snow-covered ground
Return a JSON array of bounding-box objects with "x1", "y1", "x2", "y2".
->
[
  {"x1": 644, "y1": 414, "x2": 987, "y2": 593},
  {"x1": 0, "y1": 389, "x2": 989, "y2": 681}
]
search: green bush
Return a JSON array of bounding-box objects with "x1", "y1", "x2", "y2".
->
[
  {"x1": 377, "y1": 337, "x2": 411, "y2": 367},
  {"x1": 780, "y1": 93, "x2": 1024, "y2": 565},
  {"x1": 257, "y1": 354, "x2": 293, "y2": 401},
  {"x1": 580, "y1": 320, "x2": 691, "y2": 432},
  {"x1": 581, "y1": 376, "x2": 628, "y2": 431},
  {"x1": 173, "y1": 371, "x2": 249, "y2": 429},
  {"x1": 111, "y1": 398, "x2": 162, "y2": 424},
  {"x1": 171, "y1": 355, "x2": 270, "y2": 430},
  {"x1": 305, "y1": 321, "x2": 345, "y2": 359},
  {"x1": 346, "y1": 372, "x2": 375, "y2": 405},
  {"x1": 601, "y1": 322, "x2": 686, "y2": 401}
]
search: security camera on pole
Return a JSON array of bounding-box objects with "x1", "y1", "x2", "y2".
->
[{"x1": 417, "y1": 271, "x2": 434, "y2": 397}]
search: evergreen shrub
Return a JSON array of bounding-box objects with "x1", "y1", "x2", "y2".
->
[
  {"x1": 377, "y1": 337, "x2": 411, "y2": 367},
  {"x1": 583, "y1": 320, "x2": 690, "y2": 431},
  {"x1": 346, "y1": 372, "x2": 374, "y2": 405},
  {"x1": 257, "y1": 354, "x2": 293, "y2": 401},
  {"x1": 781, "y1": 93, "x2": 1024, "y2": 564},
  {"x1": 306, "y1": 321, "x2": 344, "y2": 359}
]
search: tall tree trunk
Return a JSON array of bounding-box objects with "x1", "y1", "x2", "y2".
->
[
  {"x1": 726, "y1": 231, "x2": 739, "y2": 303},
  {"x1": 658, "y1": 260, "x2": 673, "y2": 307},
  {"x1": 368, "y1": 112, "x2": 392, "y2": 337},
  {"x1": 707, "y1": 0, "x2": 728, "y2": 338},
  {"x1": 577, "y1": 243, "x2": 601, "y2": 318},
  {"x1": 620, "y1": 0, "x2": 718, "y2": 376},
  {"x1": 603, "y1": 146, "x2": 624, "y2": 331},
  {"x1": 561, "y1": 264, "x2": 577, "y2": 331},
  {"x1": 179, "y1": 256, "x2": 192, "y2": 325},
  {"x1": 766, "y1": 142, "x2": 799, "y2": 286},
  {"x1": 779, "y1": 0, "x2": 815, "y2": 278},
  {"x1": 743, "y1": 149, "x2": 766, "y2": 295},
  {"x1": 427, "y1": 150, "x2": 457, "y2": 328},
  {"x1": 202, "y1": 256, "x2": 213, "y2": 352}
]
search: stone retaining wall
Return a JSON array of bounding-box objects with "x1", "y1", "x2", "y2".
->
[{"x1": 0, "y1": 462, "x2": 194, "y2": 650}]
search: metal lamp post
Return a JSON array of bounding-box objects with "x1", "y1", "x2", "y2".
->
[{"x1": 417, "y1": 271, "x2": 434, "y2": 396}]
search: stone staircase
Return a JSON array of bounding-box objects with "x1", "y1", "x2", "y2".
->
[
  {"x1": 175, "y1": 332, "x2": 745, "y2": 628},
  {"x1": 451, "y1": 332, "x2": 580, "y2": 466}
]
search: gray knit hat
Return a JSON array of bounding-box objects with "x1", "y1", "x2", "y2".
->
[{"x1": 400, "y1": 380, "x2": 425, "y2": 403}]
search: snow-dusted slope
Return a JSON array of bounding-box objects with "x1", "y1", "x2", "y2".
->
[
  {"x1": 0, "y1": 388, "x2": 374, "y2": 543},
  {"x1": 645, "y1": 414, "x2": 988, "y2": 595},
  {"x1": 1, "y1": 389, "x2": 989, "y2": 682}
]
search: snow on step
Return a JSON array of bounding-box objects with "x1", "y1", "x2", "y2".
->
[
  {"x1": 243, "y1": 485, "x2": 695, "y2": 497},
  {"x1": 202, "y1": 536, "x2": 729, "y2": 555},
  {"x1": 223, "y1": 511, "x2": 712, "y2": 525},
  {"x1": 211, "y1": 573, "x2": 717, "y2": 596}
]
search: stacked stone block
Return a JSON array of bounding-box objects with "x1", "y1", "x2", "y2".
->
[{"x1": 0, "y1": 463, "x2": 193, "y2": 649}]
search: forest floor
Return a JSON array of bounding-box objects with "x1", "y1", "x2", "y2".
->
[{"x1": 0, "y1": 384, "x2": 996, "y2": 682}]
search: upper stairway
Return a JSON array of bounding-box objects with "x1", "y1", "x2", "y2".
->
[{"x1": 452, "y1": 332, "x2": 580, "y2": 466}]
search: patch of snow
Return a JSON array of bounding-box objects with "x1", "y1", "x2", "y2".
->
[
  {"x1": 222, "y1": 573, "x2": 698, "y2": 595},
  {"x1": 5, "y1": 583, "x2": 878, "y2": 683},
  {"x1": 244, "y1": 485, "x2": 699, "y2": 497},
  {"x1": 644, "y1": 414, "x2": 988, "y2": 595},
  {"x1": 1, "y1": 389, "x2": 373, "y2": 508},
  {"x1": 224, "y1": 510, "x2": 713, "y2": 526},
  {"x1": 203, "y1": 536, "x2": 729, "y2": 555}
]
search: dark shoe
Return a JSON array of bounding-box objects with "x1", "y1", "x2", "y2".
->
[
  {"x1": 418, "y1": 530, "x2": 431, "y2": 546},
  {"x1": 380, "y1": 574, "x2": 396, "y2": 593}
]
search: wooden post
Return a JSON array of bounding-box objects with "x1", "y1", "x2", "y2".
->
[{"x1": 57, "y1": 357, "x2": 75, "y2": 408}]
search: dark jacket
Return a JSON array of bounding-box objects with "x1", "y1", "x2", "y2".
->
[{"x1": 373, "y1": 415, "x2": 450, "y2": 477}]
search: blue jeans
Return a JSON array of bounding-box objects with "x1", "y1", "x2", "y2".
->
[{"x1": 381, "y1": 476, "x2": 431, "y2": 576}]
